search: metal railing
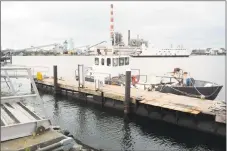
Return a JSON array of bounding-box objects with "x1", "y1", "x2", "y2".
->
[
  {"x1": 131, "y1": 68, "x2": 140, "y2": 76},
  {"x1": 75, "y1": 65, "x2": 112, "y2": 90},
  {"x1": 74, "y1": 66, "x2": 178, "y2": 88},
  {"x1": 1, "y1": 51, "x2": 12, "y2": 66},
  {"x1": 138, "y1": 75, "x2": 148, "y2": 83},
  {"x1": 31, "y1": 66, "x2": 50, "y2": 78},
  {"x1": 4, "y1": 65, "x2": 50, "y2": 78},
  {"x1": 1, "y1": 67, "x2": 42, "y2": 104}
]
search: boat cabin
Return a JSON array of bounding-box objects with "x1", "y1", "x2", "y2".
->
[{"x1": 91, "y1": 55, "x2": 131, "y2": 79}]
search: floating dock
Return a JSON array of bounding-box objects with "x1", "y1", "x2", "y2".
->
[{"x1": 34, "y1": 73, "x2": 226, "y2": 138}]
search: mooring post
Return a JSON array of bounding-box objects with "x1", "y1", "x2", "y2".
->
[
  {"x1": 101, "y1": 91, "x2": 104, "y2": 108},
  {"x1": 124, "y1": 69, "x2": 131, "y2": 114},
  {"x1": 10, "y1": 53, "x2": 12, "y2": 64},
  {"x1": 53, "y1": 65, "x2": 59, "y2": 95}
]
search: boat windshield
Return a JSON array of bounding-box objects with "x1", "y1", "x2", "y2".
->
[
  {"x1": 119, "y1": 58, "x2": 124, "y2": 66},
  {"x1": 95, "y1": 57, "x2": 129, "y2": 67},
  {"x1": 125, "y1": 57, "x2": 129, "y2": 65},
  {"x1": 107, "y1": 58, "x2": 111, "y2": 66},
  {"x1": 113, "y1": 58, "x2": 119, "y2": 67},
  {"x1": 101, "y1": 58, "x2": 105, "y2": 65},
  {"x1": 95, "y1": 58, "x2": 99, "y2": 65}
]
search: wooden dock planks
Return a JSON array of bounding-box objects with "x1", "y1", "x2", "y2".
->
[{"x1": 35, "y1": 77, "x2": 226, "y2": 124}]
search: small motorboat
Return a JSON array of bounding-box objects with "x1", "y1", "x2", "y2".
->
[{"x1": 154, "y1": 68, "x2": 223, "y2": 100}]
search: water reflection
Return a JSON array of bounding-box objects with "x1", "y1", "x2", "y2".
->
[
  {"x1": 52, "y1": 95, "x2": 61, "y2": 125},
  {"x1": 53, "y1": 96, "x2": 60, "y2": 116},
  {"x1": 121, "y1": 120, "x2": 135, "y2": 151},
  {"x1": 31, "y1": 92, "x2": 226, "y2": 151},
  {"x1": 76, "y1": 103, "x2": 87, "y2": 140},
  {"x1": 129, "y1": 116, "x2": 226, "y2": 151}
]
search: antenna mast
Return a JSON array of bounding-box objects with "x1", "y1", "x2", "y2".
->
[{"x1": 110, "y1": 4, "x2": 115, "y2": 46}]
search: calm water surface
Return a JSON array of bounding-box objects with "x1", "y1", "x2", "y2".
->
[{"x1": 13, "y1": 56, "x2": 226, "y2": 151}]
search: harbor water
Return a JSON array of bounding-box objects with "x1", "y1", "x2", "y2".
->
[{"x1": 13, "y1": 56, "x2": 226, "y2": 151}]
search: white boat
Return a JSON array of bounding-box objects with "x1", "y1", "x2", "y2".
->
[
  {"x1": 131, "y1": 44, "x2": 192, "y2": 57},
  {"x1": 87, "y1": 43, "x2": 192, "y2": 57},
  {"x1": 76, "y1": 55, "x2": 155, "y2": 89}
]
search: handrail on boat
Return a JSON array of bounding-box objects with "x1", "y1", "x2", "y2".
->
[
  {"x1": 92, "y1": 72, "x2": 112, "y2": 85},
  {"x1": 156, "y1": 75, "x2": 183, "y2": 80},
  {"x1": 131, "y1": 68, "x2": 140, "y2": 75},
  {"x1": 138, "y1": 75, "x2": 148, "y2": 83}
]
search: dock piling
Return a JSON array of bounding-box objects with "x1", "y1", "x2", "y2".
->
[
  {"x1": 124, "y1": 70, "x2": 131, "y2": 114},
  {"x1": 101, "y1": 91, "x2": 104, "y2": 108},
  {"x1": 53, "y1": 65, "x2": 59, "y2": 95},
  {"x1": 10, "y1": 53, "x2": 12, "y2": 64}
]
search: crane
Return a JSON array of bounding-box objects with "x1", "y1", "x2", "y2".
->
[
  {"x1": 24, "y1": 43, "x2": 59, "y2": 51},
  {"x1": 87, "y1": 41, "x2": 107, "y2": 50},
  {"x1": 74, "y1": 45, "x2": 90, "y2": 50},
  {"x1": 73, "y1": 41, "x2": 107, "y2": 54},
  {"x1": 3, "y1": 43, "x2": 61, "y2": 54}
]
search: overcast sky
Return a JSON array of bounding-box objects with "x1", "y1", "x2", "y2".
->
[{"x1": 1, "y1": 1, "x2": 225, "y2": 49}]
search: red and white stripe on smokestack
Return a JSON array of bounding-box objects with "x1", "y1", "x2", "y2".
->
[{"x1": 110, "y1": 4, "x2": 114, "y2": 39}]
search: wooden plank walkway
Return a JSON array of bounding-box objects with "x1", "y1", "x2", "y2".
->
[{"x1": 36, "y1": 77, "x2": 226, "y2": 124}]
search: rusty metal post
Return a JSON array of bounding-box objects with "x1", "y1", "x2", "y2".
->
[{"x1": 124, "y1": 69, "x2": 131, "y2": 114}]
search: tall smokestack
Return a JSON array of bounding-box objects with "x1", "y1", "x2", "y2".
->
[
  {"x1": 128, "y1": 30, "x2": 130, "y2": 46},
  {"x1": 110, "y1": 4, "x2": 114, "y2": 46}
]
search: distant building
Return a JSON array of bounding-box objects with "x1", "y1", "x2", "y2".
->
[
  {"x1": 68, "y1": 38, "x2": 74, "y2": 51},
  {"x1": 129, "y1": 39, "x2": 148, "y2": 47},
  {"x1": 191, "y1": 49, "x2": 209, "y2": 55},
  {"x1": 220, "y1": 48, "x2": 226, "y2": 55},
  {"x1": 191, "y1": 48, "x2": 226, "y2": 55}
]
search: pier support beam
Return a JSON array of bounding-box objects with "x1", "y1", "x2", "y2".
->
[
  {"x1": 53, "y1": 65, "x2": 60, "y2": 95},
  {"x1": 10, "y1": 53, "x2": 12, "y2": 64},
  {"x1": 101, "y1": 92, "x2": 104, "y2": 108},
  {"x1": 124, "y1": 69, "x2": 131, "y2": 114},
  {"x1": 128, "y1": 30, "x2": 130, "y2": 46},
  {"x1": 78, "y1": 64, "x2": 85, "y2": 88}
]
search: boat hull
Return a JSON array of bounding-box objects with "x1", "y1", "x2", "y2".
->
[
  {"x1": 155, "y1": 85, "x2": 223, "y2": 100},
  {"x1": 77, "y1": 76, "x2": 222, "y2": 100}
]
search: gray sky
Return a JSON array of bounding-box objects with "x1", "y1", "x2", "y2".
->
[{"x1": 1, "y1": 1, "x2": 225, "y2": 49}]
